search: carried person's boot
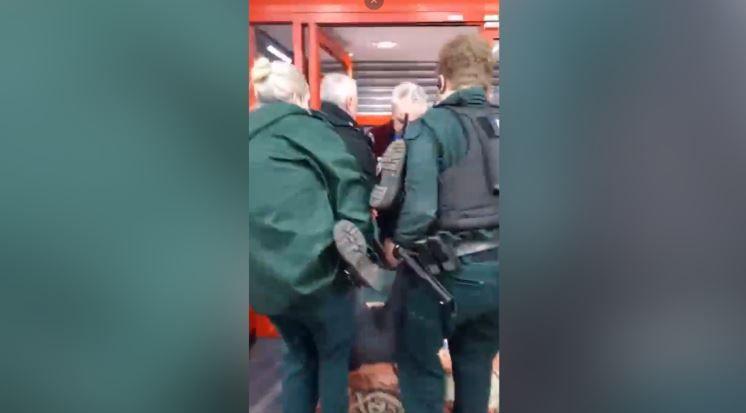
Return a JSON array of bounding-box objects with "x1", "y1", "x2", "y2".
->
[
  {"x1": 369, "y1": 139, "x2": 406, "y2": 210},
  {"x1": 333, "y1": 220, "x2": 392, "y2": 294}
]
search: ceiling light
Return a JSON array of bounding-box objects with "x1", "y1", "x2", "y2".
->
[
  {"x1": 448, "y1": 14, "x2": 464, "y2": 21},
  {"x1": 266, "y1": 45, "x2": 292, "y2": 63},
  {"x1": 484, "y1": 21, "x2": 499, "y2": 29},
  {"x1": 348, "y1": 52, "x2": 354, "y2": 57},
  {"x1": 484, "y1": 14, "x2": 499, "y2": 21},
  {"x1": 373, "y1": 41, "x2": 398, "y2": 49}
]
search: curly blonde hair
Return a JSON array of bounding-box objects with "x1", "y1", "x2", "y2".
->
[{"x1": 437, "y1": 34, "x2": 494, "y2": 92}]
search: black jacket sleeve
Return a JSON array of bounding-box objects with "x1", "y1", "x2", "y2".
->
[{"x1": 335, "y1": 126, "x2": 377, "y2": 191}]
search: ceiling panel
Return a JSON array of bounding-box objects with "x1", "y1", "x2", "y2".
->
[
  {"x1": 327, "y1": 26, "x2": 479, "y2": 61},
  {"x1": 256, "y1": 25, "x2": 481, "y2": 62}
]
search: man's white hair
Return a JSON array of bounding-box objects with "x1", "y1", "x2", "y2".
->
[
  {"x1": 321, "y1": 73, "x2": 358, "y2": 111},
  {"x1": 391, "y1": 82, "x2": 429, "y2": 112}
]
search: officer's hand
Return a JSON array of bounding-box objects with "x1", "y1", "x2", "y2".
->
[
  {"x1": 383, "y1": 238, "x2": 401, "y2": 268},
  {"x1": 370, "y1": 208, "x2": 379, "y2": 220}
]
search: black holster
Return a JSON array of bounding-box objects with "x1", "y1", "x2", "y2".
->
[{"x1": 394, "y1": 244, "x2": 456, "y2": 333}]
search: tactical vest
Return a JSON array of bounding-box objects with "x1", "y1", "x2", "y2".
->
[{"x1": 437, "y1": 105, "x2": 500, "y2": 232}]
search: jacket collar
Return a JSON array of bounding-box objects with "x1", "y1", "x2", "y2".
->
[
  {"x1": 320, "y1": 101, "x2": 358, "y2": 128},
  {"x1": 249, "y1": 102, "x2": 309, "y2": 140},
  {"x1": 435, "y1": 87, "x2": 488, "y2": 108}
]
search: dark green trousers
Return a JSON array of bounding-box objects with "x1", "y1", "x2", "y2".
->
[
  {"x1": 395, "y1": 254, "x2": 499, "y2": 413},
  {"x1": 269, "y1": 282, "x2": 355, "y2": 413}
]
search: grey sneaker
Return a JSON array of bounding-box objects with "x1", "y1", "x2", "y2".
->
[
  {"x1": 369, "y1": 140, "x2": 406, "y2": 210},
  {"x1": 333, "y1": 220, "x2": 388, "y2": 293}
]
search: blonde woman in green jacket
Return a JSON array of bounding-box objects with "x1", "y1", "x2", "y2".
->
[{"x1": 249, "y1": 58, "x2": 372, "y2": 413}]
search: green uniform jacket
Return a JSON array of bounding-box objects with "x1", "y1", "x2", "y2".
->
[
  {"x1": 249, "y1": 102, "x2": 372, "y2": 315},
  {"x1": 395, "y1": 87, "x2": 490, "y2": 246}
]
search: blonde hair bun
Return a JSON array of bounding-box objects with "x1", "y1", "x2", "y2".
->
[
  {"x1": 251, "y1": 57, "x2": 272, "y2": 85},
  {"x1": 250, "y1": 57, "x2": 309, "y2": 106}
]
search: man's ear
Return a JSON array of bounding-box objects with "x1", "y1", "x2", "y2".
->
[
  {"x1": 346, "y1": 96, "x2": 354, "y2": 111},
  {"x1": 298, "y1": 93, "x2": 310, "y2": 110}
]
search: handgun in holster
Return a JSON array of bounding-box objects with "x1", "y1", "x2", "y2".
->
[
  {"x1": 394, "y1": 243, "x2": 456, "y2": 317},
  {"x1": 424, "y1": 234, "x2": 461, "y2": 273}
]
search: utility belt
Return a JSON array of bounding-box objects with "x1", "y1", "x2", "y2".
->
[
  {"x1": 393, "y1": 230, "x2": 498, "y2": 323},
  {"x1": 411, "y1": 231, "x2": 499, "y2": 274}
]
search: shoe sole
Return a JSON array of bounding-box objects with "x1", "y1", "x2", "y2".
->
[
  {"x1": 333, "y1": 221, "x2": 382, "y2": 291},
  {"x1": 369, "y1": 140, "x2": 406, "y2": 210}
]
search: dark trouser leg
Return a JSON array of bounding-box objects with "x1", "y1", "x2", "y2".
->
[
  {"x1": 311, "y1": 285, "x2": 355, "y2": 413},
  {"x1": 446, "y1": 258, "x2": 500, "y2": 413},
  {"x1": 270, "y1": 315, "x2": 319, "y2": 413},
  {"x1": 449, "y1": 312, "x2": 499, "y2": 413},
  {"x1": 395, "y1": 272, "x2": 446, "y2": 413}
]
